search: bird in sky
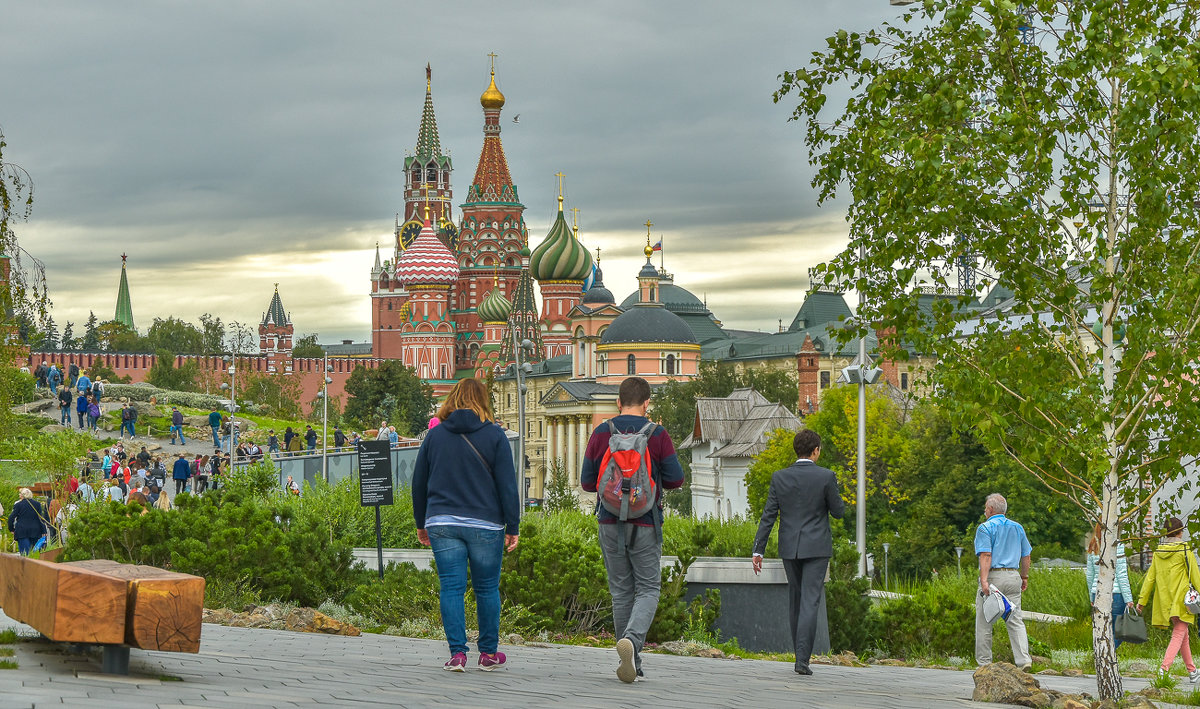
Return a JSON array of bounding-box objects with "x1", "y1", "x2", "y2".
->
[{"x1": 512, "y1": 114, "x2": 520, "y2": 124}]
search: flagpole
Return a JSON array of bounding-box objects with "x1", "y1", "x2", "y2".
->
[{"x1": 660, "y1": 234, "x2": 664, "y2": 270}]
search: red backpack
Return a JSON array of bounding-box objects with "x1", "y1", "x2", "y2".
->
[{"x1": 597, "y1": 421, "x2": 657, "y2": 521}]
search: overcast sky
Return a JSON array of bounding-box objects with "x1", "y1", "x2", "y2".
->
[{"x1": 1, "y1": 1, "x2": 901, "y2": 343}]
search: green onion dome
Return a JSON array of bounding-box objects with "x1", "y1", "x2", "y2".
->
[
  {"x1": 477, "y1": 285, "x2": 512, "y2": 323},
  {"x1": 530, "y1": 208, "x2": 592, "y2": 282}
]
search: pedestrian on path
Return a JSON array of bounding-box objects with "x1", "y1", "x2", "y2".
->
[
  {"x1": 170, "y1": 407, "x2": 186, "y2": 445},
  {"x1": 412, "y1": 378, "x2": 520, "y2": 673},
  {"x1": 581, "y1": 376, "x2": 685, "y2": 683},
  {"x1": 7, "y1": 488, "x2": 48, "y2": 556},
  {"x1": 75, "y1": 393, "x2": 88, "y2": 430},
  {"x1": 267, "y1": 430, "x2": 279, "y2": 455},
  {"x1": 974, "y1": 493, "x2": 1033, "y2": 670},
  {"x1": 1137, "y1": 517, "x2": 1200, "y2": 683},
  {"x1": 76, "y1": 372, "x2": 91, "y2": 394},
  {"x1": 1085, "y1": 524, "x2": 1134, "y2": 650},
  {"x1": 305, "y1": 425, "x2": 317, "y2": 452},
  {"x1": 172, "y1": 452, "x2": 191, "y2": 497},
  {"x1": 58, "y1": 385, "x2": 73, "y2": 425},
  {"x1": 87, "y1": 398, "x2": 101, "y2": 432},
  {"x1": 209, "y1": 408, "x2": 223, "y2": 449},
  {"x1": 751, "y1": 429, "x2": 844, "y2": 676},
  {"x1": 120, "y1": 403, "x2": 137, "y2": 439}
]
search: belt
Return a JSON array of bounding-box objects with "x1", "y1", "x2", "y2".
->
[{"x1": 991, "y1": 567, "x2": 1018, "y2": 571}]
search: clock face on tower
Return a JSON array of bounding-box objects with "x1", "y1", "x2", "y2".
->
[
  {"x1": 439, "y1": 220, "x2": 459, "y2": 250},
  {"x1": 399, "y1": 220, "x2": 423, "y2": 250}
]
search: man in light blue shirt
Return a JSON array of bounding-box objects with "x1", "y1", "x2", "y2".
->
[{"x1": 974, "y1": 493, "x2": 1033, "y2": 669}]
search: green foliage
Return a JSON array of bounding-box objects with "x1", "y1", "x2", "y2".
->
[
  {"x1": 541, "y1": 458, "x2": 577, "y2": 513},
  {"x1": 647, "y1": 550, "x2": 721, "y2": 644},
  {"x1": 661, "y1": 515, "x2": 777, "y2": 558},
  {"x1": 238, "y1": 370, "x2": 303, "y2": 420},
  {"x1": 342, "y1": 360, "x2": 435, "y2": 437},
  {"x1": 221, "y1": 459, "x2": 281, "y2": 500},
  {"x1": 745, "y1": 428, "x2": 800, "y2": 522},
  {"x1": 291, "y1": 334, "x2": 324, "y2": 359},
  {"x1": 84, "y1": 361, "x2": 131, "y2": 384},
  {"x1": 280, "y1": 478, "x2": 421, "y2": 549},
  {"x1": 344, "y1": 563, "x2": 441, "y2": 631},
  {"x1": 61, "y1": 493, "x2": 357, "y2": 607},
  {"x1": 144, "y1": 317, "x2": 206, "y2": 355},
  {"x1": 826, "y1": 528, "x2": 876, "y2": 653},
  {"x1": 102, "y1": 383, "x2": 258, "y2": 413},
  {"x1": 500, "y1": 510, "x2": 612, "y2": 633},
  {"x1": 874, "y1": 578, "x2": 976, "y2": 659},
  {"x1": 145, "y1": 350, "x2": 201, "y2": 392}
]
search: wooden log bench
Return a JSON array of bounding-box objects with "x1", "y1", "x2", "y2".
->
[{"x1": 0, "y1": 554, "x2": 204, "y2": 674}]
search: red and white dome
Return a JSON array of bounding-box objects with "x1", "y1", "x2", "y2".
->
[{"x1": 395, "y1": 219, "x2": 459, "y2": 286}]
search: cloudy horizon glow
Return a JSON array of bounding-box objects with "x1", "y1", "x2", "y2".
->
[{"x1": 1, "y1": 2, "x2": 900, "y2": 344}]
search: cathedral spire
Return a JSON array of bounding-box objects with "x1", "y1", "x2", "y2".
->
[
  {"x1": 114, "y1": 254, "x2": 135, "y2": 331},
  {"x1": 466, "y1": 56, "x2": 519, "y2": 206},
  {"x1": 261, "y1": 283, "x2": 290, "y2": 326},
  {"x1": 415, "y1": 62, "x2": 442, "y2": 161}
]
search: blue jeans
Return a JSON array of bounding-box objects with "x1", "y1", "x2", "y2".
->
[
  {"x1": 212, "y1": 428, "x2": 221, "y2": 448},
  {"x1": 60, "y1": 407, "x2": 71, "y2": 424},
  {"x1": 1111, "y1": 593, "x2": 1126, "y2": 650},
  {"x1": 17, "y1": 537, "x2": 38, "y2": 556},
  {"x1": 171, "y1": 425, "x2": 186, "y2": 444},
  {"x1": 428, "y1": 525, "x2": 505, "y2": 656},
  {"x1": 122, "y1": 421, "x2": 135, "y2": 437}
]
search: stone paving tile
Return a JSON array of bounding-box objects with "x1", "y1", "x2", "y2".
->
[{"x1": 1, "y1": 609, "x2": 1170, "y2": 709}]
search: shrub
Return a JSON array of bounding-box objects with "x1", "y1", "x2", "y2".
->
[
  {"x1": 873, "y1": 575, "x2": 976, "y2": 658},
  {"x1": 827, "y1": 533, "x2": 876, "y2": 653},
  {"x1": 61, "y1": 494, "x2": 358, "y2": 607},
  {"x1": 646, "y1": 549, "x2": 721, "y2": 643},
  {"x1": 500, "y1": 510, "x2": 612, "y2": 634},
  {"x1": 343, "y1": 562, "x2": 442, "y2": 631},
  {"x1": 101, "y1": 383, "x2": 264, "y2": 414}
]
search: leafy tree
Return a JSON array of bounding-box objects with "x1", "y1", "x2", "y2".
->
[
  {"x1": 60, "y1": 321, "x2": 76, "y2": 350},
  {"x1": 80, "y1": 312, "x2": 99, "y2": 351},
  {"x1": 239, "y1": 370, "x2": 303, "y2": 419},
  {"x1": 292, "y1": 333, "x2": 324, "y2": 359},
  {"x1": 225, "y1": 321, "x2": 255, "y2": 354},
  {"x1": 145, "y1": 350, "x2": 201, "y2": 392},
  {"x1": 782, "y1": 2, "x2": 1200, "y2": 695},
  {"x1": 802, "y1": 383, "x2": 907, "y2": 542},
  {"x1": 94, "y1": 319, "x2": 142, "y2": 351},
  {"x1": 0, "y1": 127, "x2": 48, "y2": 326},
  {"x1": 145, "y1": 316, "x2": 205, "y2": 354},
  {"x1": 198, "y1": 313, "x2": 225, "y2": 354},
  {"x1": 86, "y1": 361, "x2": 131, "y2": 384},
  {"x1": 745, "y1": 428, "x2": 799, "y2": 521},
  {"x1": 542, "y1": 458, "x2": 577, "y2": 512},
  {"x1": 342, "y1": 360, "x2": 434, "y2": 437}
]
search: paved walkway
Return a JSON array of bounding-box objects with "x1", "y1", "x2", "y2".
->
[{"x1": 0, "y1": 610, "x2": 1159, "y2": 709}]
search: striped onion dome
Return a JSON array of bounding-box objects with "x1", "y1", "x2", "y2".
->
[
  {"x1": 531, "y1": 207, "x2": 592, "y2": 282},
  {"x1": 396, "y1": 218, "x2": 460, "y2": 286},
  {"x1": 477, "y1": 285, "x2": 512, "y2": 323}
]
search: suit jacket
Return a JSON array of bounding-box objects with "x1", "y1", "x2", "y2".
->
[{"x1": 752, "y1": 459, "x2": 845, "y2": 559}]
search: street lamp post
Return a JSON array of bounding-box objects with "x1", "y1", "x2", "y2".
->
[
  {"x1": 883, "y1": 542, "x2": 891, "y2": 591},
  {"x1": 512, "y1": 333, "x2": 535, "y2": 501},
  {"x1": 319, "y1": 356, "x2": 332, "y2": 483},
  {"x1": 221, "y1": 356, "x2": 237, "y2": 467}
]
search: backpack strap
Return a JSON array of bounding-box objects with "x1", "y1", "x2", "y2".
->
[{"x1": 458, "y1": 434, "x2": 491, "y2": 474}]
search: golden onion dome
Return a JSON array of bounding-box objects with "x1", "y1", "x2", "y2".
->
[
  {"x1": 644, "y1": 243, "x2": 654, "y2": 259},
  {"x1": 480, "y1": 71, "x2": 505, "y2": 110}
]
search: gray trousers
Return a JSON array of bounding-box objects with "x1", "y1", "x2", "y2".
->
[
  {"x1": 783, "y1": 556, "x2": 829, "y2": 669},
  {"x1": 598, "y1": 522, "x2": 662, "y2": 671},
  {"x1": 975, "y1": 569, "x2": 1031, "y2": 667}
]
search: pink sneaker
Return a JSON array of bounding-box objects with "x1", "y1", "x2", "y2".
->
[
  {"x1": 479, "y1": 651, "x2": 507, "y2": 671},
  {"x1": 443, "y1": 653, "x2": 467, "y2": 672}
]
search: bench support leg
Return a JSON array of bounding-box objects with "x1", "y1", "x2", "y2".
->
[{"x1": 101, "y1": 646, "x2": 130, "y2": 675}]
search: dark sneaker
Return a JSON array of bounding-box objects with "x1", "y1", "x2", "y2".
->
[
  {"x1": 479, "y1": 651, "x2": 507, "y2": 671},
  {"x1": 615, "y1": 638, "x2": 636, "y2": 683},
  {"x1": 443, "y1": 653, "x2": 467, "y2": 672},
  {"x1": 795, "y1": 664, "x2": 813, "y2": 676}
]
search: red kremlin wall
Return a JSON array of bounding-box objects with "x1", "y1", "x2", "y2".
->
[{"x1": 24, "y1": 351, "x2": 389, "y2": 405}]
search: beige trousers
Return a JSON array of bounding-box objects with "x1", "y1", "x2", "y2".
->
[{"x1": 975, "y1": 568, "x2": 1031, "y2": 667}]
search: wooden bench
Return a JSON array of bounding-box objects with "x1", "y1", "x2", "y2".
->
[{"x1": 0, "y1": 554, "x2": 205, "y2": 673}]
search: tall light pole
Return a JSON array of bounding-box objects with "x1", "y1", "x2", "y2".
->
[
  {"x1": 319, "y1": 355, "x2": 332, "y2": 483},
  {"x1": 220, "y1": 355, "x2": 237, "y2": 465},
  {"x1": 512, "y1": 332, "x2": 535, "y2": 499}
]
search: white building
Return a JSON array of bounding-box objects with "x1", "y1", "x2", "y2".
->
[{"x1": 682, "y1": 388, "x2": 804, "y2": 520}]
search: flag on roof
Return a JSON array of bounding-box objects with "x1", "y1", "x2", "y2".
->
[{"x1": 652, "y1": 240, "x2": 662, "y2": 252}]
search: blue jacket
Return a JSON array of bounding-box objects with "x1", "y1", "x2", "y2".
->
[
  {"x1": 1087, "y1": 543, "x2": 1134, "y2": 601},
  {"x1": 8, "y1": 498, "x2": 47, "y2": 539},
  {"x1": 412, "y1": 409, "x2": 520, "y2": 535},
  {"x1": 172, "y1": 457, "x2": 192, "y2": 481},
  {"x1": 76, "y1": 375, "x2": 91, "y2": 392}
]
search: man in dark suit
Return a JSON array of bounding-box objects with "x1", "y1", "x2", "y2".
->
[{"x1": 752, "y1": 429, "x2": 845, "y2": 675}]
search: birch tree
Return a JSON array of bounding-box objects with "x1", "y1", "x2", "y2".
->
[{"x1": 780, "y1": 1, "x2": 1200, "y2": 698}]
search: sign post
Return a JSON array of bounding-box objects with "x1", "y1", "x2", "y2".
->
[{"x1": 357, "y1": 440, "x2": 394, "y2": 580}]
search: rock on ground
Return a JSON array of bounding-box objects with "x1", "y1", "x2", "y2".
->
[
  {"x1": 972, "y1": 662, "x2": 1064, "y2": 707},
  {"x1": 203, "y1": 605, "x2": 360, "y2": 637}
]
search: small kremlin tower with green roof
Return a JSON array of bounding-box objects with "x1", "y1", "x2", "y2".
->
[
  {"x1": 114, "y1": 253, "x2": 135, "y2": 331},
  {"x1": 530, "y1": 173, "x2": 592, "y2": 358}
]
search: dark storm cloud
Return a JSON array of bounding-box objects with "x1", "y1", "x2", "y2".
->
[{"x1": 1, "y1": 1, "x2": 899, "y2": 338}]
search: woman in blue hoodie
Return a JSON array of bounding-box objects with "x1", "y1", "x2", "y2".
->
[{"x1": 412, "y1": 378, "x2": 520, "y2": 673}]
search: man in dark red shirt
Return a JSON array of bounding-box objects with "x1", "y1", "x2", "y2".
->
[{"x1": 581, "y1": 377, "x2": 684, "y2": 683}]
